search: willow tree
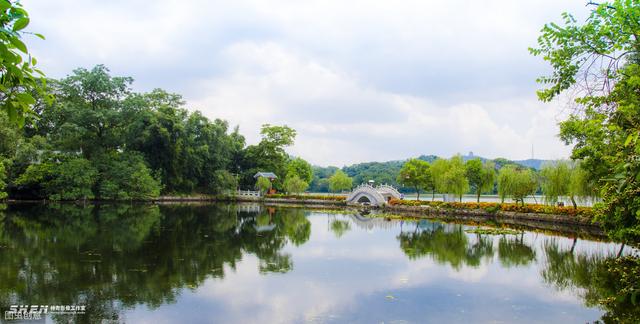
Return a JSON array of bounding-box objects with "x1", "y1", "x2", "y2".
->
[
  {"x1": 497, "y1": 165, "x2": 538, "y2": 205},
  {"x1": 432, "y1": 155, "x2": 469, "y2": 202},
  {"x1": 465, "y1": 158, "x2": 496, "y2": 203},
  {"x1": 542, "y1": 160, "x2": 599, "y2": 208},
  {"x1": 540, "y1": 160, "x2": 572, "y2": 206},
  {"x1": 283, "y1": 174, "x2": 307, "y2": 195},
  {"x1": 397, "y1": 158, "x2": 432, "y2": 200},
  {"x1": 531, "y1": 0, "x2": 640, "y2": 244},
  {"x1": 328, "y1": 169, "x2": 352, "y2": 193},
  {"x1": 255, "y1": 176, "x2": 272, "y2": 194}
]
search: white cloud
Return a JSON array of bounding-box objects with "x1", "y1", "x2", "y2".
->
[
  {"x1": 191, "y1": 42, "x2": 571, "y2": 165},
  {"x1": 24, "y1": 0, "x2": 584, "y2": 166}
]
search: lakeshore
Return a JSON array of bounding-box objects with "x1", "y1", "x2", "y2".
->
[{"x1": 10, "y1": 193, "x2": 599, "y2": 240}]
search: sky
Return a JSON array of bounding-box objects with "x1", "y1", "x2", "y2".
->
[{"x1": 24, "y1": 0, "x2": 590, "y2": 166}]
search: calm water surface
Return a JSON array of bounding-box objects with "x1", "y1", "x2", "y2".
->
[{"x1": 0, "y1": 203, "x2": 633, "y2": 323}]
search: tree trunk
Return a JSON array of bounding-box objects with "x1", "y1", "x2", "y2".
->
[
  {"x1": 432, "y1": 190, "x2": 435, "y2": 201},
  {"x1": 477, "y1": 191, "x2": 481, "y2": 203},
  {"x1": 570, "y1": 196, "x2": 577, "y2": 209},
  {"x1": 570, "y1": 237, "x2": 577, "y2": 254},
  {"x1": 617, "y1": 243, "x2": 625, "y2": 258},
  {"x1": 415, "y1": 186, "x2": 420, "y2": 201}
]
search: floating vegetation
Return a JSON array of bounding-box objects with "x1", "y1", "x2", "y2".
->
[{"x1": 465, "y1": 228, "x2": 523, "y2": 235}]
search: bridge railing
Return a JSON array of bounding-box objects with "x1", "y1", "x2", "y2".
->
[{"x1": 237, "y1": 190, "x2": 261, "y2": 197}]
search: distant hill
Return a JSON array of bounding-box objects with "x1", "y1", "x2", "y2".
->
[
  {"x1": 512, "y1": 159, "x2": 547, "y2": 170},
  {"x1": 308, "y1": 154, "x2": 552, "y2": 192}
]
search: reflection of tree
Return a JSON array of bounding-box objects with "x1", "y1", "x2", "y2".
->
[
  {"x1": 498, "y1": 234, "x2": 536, "y2": 267},
  {"x1": 0, "y1": 203, "x2": 311, "y2": 323},
  {"x1": 397, "y1": 222, "x2": 494, "y2": 270},
  {"x1": 330, "y1": 220, "x2": 351, "y2": 238},
  {"x1": 541, "y1": 239, "x2": 640, "y2": 323}
]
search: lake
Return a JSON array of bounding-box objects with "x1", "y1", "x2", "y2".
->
[{"x1": 0, "y1": 203, "x2": 635, "y2": 323}]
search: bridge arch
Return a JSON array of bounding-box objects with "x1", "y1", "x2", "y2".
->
[{"x1": 346, "y1": 184, "x2": 402, "y2": 206}]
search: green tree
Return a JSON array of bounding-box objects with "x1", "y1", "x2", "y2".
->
[
  {"x1": 255, "y1": 176, "x2": 272, "y2": 194},
  {"x1": 0, "y1": 0, "x2": 49, "y2": 126},
  {"x1": 49, "y1": 65, "x2": 133, "y2": 158},
  {"x1": 465, "y1": 158, "x2": 496, "y2": 202},
  {"x1": 94, "y1": 152, "x2": 161, "y2": 200},
  {"x1": 497, "y1": 165, "x2": 538, "y2": 205},
  {"x1": 328, "y1": 169, "x2": 353, "y2": 193},
  {"x1": 397, "y1": 158, "x2": 432, "y2": 200},
  {"x1": 286, "y1": 157, "x2": 313, "y2": 183},
  {"x1": 46, "y1": 158, "x2": 97, "y2": 201},
  {"x1": 531, "y1": 0, "x2": 640, "y2": 244},
  {"x1": 210, "y1": 170, "x2": 238, "y2": 195},
  {"x1": 283, "y1": 174, "x2": 308, "y2": 195},
  {"x1": 239, "y1": 124, "x2": 296, "y2": 190},
  {"x1": 567, "y1": 162, "x2": 598, "y2": 209},
  {"x1": 0, "y1": 159, "x2": 7, "y2": 199},
  {"x1": 540, "y1": 160, "x2": 571, "y2": 206},
  {"x1": 433, "y1": 156, "x2": 469, "y2": 201}
]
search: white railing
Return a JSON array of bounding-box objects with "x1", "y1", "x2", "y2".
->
[{"x1": 236, "y1": 190, "x2": 261, "y2": 197}]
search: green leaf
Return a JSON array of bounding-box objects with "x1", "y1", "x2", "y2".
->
[
  {"x1": 34, "y1": 33, "x2": 45, "y2": 40},
  {"x1": 7, "y1": 105, "x2": 16, "y2": 122},
  {"x1": 624, "y1": 133, "x2": 638, "y2": 147},
  {"x1": 9, "y1": 37, "x2": 27, "y2": 53},
  {"x1": 0, "y1": 0, "x2": 10, "y2": 11},
  {"x1": 15, "y1": 92, "x2": 35, "y2": 105},
  {"x1": 12, "y1": 17, "x2": 29, "y2": 31}
]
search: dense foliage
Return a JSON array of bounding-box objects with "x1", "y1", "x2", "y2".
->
[
  {"x1": 531, "y1": 0, "x2": 640, "y2": 245},
  {"x1": 0, "y1": 0, "x2": 49, "y2": 126},
  {"x1": 0, "y1": 65, "x2": 313, "y2": 200},
  {"x1": 388, "y1": 199, "x2": 595, "y2": 218}
]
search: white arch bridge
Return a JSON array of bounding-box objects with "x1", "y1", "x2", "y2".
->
[{"x1": 346, "y1": 184, "x2": 402, "y2": 206}]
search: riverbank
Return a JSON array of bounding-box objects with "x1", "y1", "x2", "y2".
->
[{"x1": 3, "y1": 195, "x2": 603, "y2": 238}]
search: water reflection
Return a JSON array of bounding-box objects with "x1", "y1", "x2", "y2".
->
[
  {"x1": 498, "y1": 234, "x2": 537, "y2": 267},
  {"x1": 0, "y1": 203, "x2": 636, "y2": 323},
  {"x1": 541, "y1": 239, "x2": 640, "y2": 323},
  {"x1": 397, "y1": 221, "x2": 494, "y2": 269},
  {"x1": 0, "y1": 203, "x2": 310, "y2": 322}
]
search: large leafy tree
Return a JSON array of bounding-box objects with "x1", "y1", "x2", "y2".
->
[
  {"x1": 531, "y1": 0, "x2": 640, "y2": 245},
  {"x1": 47, "y1": 65, "x2": 133, "y2": 157},
  {"x1": 0, "y1": 0, "x2": 48, "y2": 126},
  {"x1": 239, "y1": 124, "x2": 296, "y2": 189},
  {"x1": 397, "y1": 158, "x2": 432, "y2": 200},
  {"x1": 286, "y1": 157, "x2": 313, "y2": 184}
]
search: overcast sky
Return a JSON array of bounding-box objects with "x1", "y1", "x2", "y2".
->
[{"x1": 24, "y1": 0, "x2": 589, "y2": 166}]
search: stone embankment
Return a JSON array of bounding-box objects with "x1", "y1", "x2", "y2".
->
[{"x1": 151, "y1": 195, "x2": 602, "y2": 237}]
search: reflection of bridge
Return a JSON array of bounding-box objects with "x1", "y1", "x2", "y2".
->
[
  {"x1": 346, "y1": 184, "x2": 402, "y2": 206},
  {"x1": 347, "y1": 213, "x2": 399, "y2": 230}
]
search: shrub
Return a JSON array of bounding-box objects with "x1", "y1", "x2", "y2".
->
[{"x1": 387, "y1": 199, "x2": 594, "y2": 218}]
